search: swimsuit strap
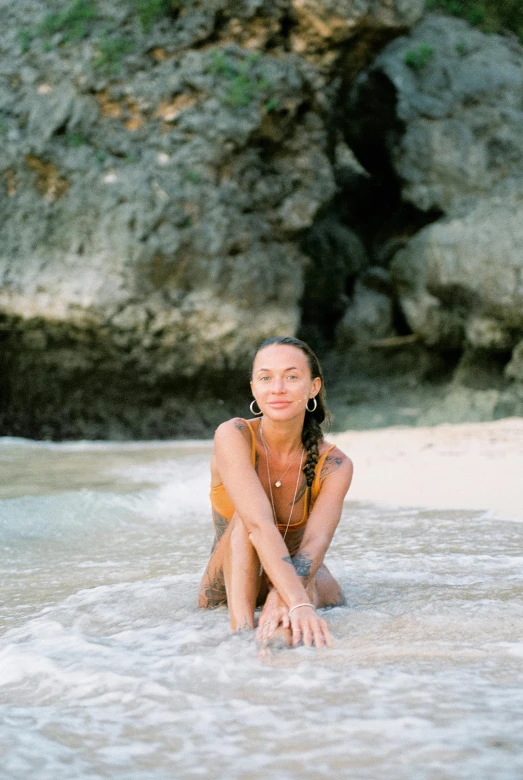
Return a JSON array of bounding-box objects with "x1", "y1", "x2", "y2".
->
[
  {"x1": 244, "y1": 418, "x2": 335, "y2": 496},
  {"x1": 244, "y1": 419, "x2": 336, "y2": 523}
]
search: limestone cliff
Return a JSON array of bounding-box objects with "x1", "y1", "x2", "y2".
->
[
  {"x1": 344, "y1": 13, "x2": 523, "y2": 423},
  {"x1": 0, "y1": 0, "x2": 424, "y2": 437}
]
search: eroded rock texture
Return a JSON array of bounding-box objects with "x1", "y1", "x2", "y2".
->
[
  {"x1": 0, "y1": 0, "x2": 423, "y2": 437},
  {"x1": 347, "y1": 14, "x2": 523, "y2": 412}
]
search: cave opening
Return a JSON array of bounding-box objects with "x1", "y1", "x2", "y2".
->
[{"x1": 298, "y1": 69, "x2": 443, "y2": 353}]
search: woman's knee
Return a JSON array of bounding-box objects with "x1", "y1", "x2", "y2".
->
[
  {"x1": 229, "y1": 515, "x2": 255, "y2": 550},
  {"x1": 314, "y1": 566, "x2": 346, "y2": 608}
]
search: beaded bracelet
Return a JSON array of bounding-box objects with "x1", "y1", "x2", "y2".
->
[{"x1": 288, "y1": 602, "x2": 315, "y2": 618}]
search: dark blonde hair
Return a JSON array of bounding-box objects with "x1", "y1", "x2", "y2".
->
[{"x1": 252, "y1": 336, "x2": 330, "y2": 487}]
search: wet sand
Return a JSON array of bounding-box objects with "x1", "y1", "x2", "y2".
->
[{"x1": 333, "y1": 417, "x2": 523, "y2": 520}]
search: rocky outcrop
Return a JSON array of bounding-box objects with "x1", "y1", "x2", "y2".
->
[
  {"x1": 349, "y1": 14, "x2": 523, "y2": 213},
  {"x1": 335, "y1": 268, "x2": 394, "y2": 347},
  {"x1": 391, "y1": 189, "x2": 523, "y2": 352},
  {"x1": 345, "y1": 14, "x2": 523, "y2": 410},
  {"x1": 0, "y1": 0, "x2": 425, "y2": 437}
]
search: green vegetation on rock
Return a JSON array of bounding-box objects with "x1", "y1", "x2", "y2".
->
[
  {"x1": 426, "y1": 0, "x2": 523, "y2": 41},
  {"x1": 93, "y1": 36, "x2": 135, "y2": 73},
  {"x1": 129, "y1": 0, "x2": 181, "y2": 33},
  {"x1": 404, "y1": 43, "x2": 435, "y2": 68},
  {"x1": 39, "y1": 0, "x2": 97, "y2": 42},
  {"x1": 65, "y1": 133, "x2": 88, "y2": 147},
  {"x1": 18, "y1": 0, "x2": 97, "y2": 52},
  {"x1": 208, "y1": 51, "x2": 273, "y2": 108},
  {"x1": 20, "y1": 0, "x2": 183, "y2": 58}
]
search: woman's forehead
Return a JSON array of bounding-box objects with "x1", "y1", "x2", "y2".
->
[{"x1": 253, "y1": 344, "x2": 309, "y2": 371}]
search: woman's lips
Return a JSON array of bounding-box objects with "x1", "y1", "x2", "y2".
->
[{"x1": 268, "y1": 401, "x2": 292, "y2": 408}]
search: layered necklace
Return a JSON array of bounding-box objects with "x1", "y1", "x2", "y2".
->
[
  {"x1": 259, "y1": 426, "x2": 303, "y2": 488},
  {"x1": 259, "y1": 425, "x2": 305, "y2": 540}
]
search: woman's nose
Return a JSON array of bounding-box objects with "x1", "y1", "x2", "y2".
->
[{"x1": 272, "y1": 376, "x2": 286, "y2": 393}]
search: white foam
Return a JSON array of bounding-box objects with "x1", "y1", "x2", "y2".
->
[{"x1": 1, "y1": 442, "x2": 523, "y2": 779}]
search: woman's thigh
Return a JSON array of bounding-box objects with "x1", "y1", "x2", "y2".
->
[
  {"x1": 198, "y1": 517, "x2": 234, "y2": 608},
  {"x1": 198, "y1": 515, "x2": 266, "y2": 609}
]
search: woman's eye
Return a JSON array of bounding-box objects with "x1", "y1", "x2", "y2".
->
[{"x1": 287, "y1": 374, "x2": 298, "y2": 380}]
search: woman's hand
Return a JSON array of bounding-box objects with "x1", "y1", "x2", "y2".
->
[
  {"x1": 257, "y1": 594, "x2": 334, "y2": 648},
  {"x1": 289, "y1": 604, "x2": 333, "y2": 649},
  {"x1": 256, "y1": 589, "x2": 290, "y2": 642}
]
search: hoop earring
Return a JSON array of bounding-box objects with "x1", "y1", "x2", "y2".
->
[
  {"x1": 250, "y1": 399, "x2": 263, "y2": 416},
  {"x1": 306, "y1": 397, "x2": 318, "y2": 413}
]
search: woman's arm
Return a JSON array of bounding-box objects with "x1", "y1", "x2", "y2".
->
[
  {"x1": 286, "y1": 449, "x2": 353, "y2": 587},
  {"x1": 213, "y1": 419, "x2": 313, "y2": 610},
  {"x1": 256, "y1": 449, "x2": 352, "y2": 641}
]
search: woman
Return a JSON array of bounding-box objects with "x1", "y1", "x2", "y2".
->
[{"x1": 198, "y1": 336, "x2": 353, "y2": 648}]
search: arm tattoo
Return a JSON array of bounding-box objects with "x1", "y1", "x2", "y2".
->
[
  {"x1": 282, "y1": 552, "x2": 313, "y2": 581},
  {"x1": 234, "y1": 419, "x2": 247, "y2": 432},
  {"x1": 291, "y1": 552, "x2": 313, "y2": 579},
  {"x1": 320, "y1": 452, "x2": 344, "y2": 480}
]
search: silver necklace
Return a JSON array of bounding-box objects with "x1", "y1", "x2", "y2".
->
[
  {"x1": 259, "y1": 426, "x2": 303, "y2": 487},
  {"x1": 260, "y1": 428, "x2": 305, "y2": 540}
]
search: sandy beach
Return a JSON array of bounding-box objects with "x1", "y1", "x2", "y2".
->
[{"x1": 333, "y1": 417, "x2": 523, "y2": 520}]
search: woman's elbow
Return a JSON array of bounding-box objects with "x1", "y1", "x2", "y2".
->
[
  {"x1": 245, "y1": 521, "x2": 270, "y2": 551},
  {"x1": 232, "y1": 512, "x2": 263, "y2": 542}
]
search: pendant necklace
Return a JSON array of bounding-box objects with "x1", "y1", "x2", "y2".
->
[
  {"x1": 259, "y1": 426, "x2": 303, "y2": 487},
  {"x1": 259, "y1": 426, "x2": 305, "y2": 540}
]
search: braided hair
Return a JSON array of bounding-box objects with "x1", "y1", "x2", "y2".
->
[{"x1": 251, "y1": 336, "x2": 330, "y2": 488}]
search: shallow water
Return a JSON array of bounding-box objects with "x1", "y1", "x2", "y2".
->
[{"x1": 1, "y1": 437, "x2": 522, "y2": 780}]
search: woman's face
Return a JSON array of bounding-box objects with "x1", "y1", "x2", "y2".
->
[{"x1": 250, "y1": 344, "x2": 321, "y2": 421}]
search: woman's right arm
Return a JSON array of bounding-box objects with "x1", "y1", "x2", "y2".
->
[{"x1": 213, "y1": 419, "x2": 314, "y2": 613}]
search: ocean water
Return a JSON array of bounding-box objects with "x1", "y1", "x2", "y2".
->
[{"x1": 1, "y1": 437, "x2": 522, "y2": 780}]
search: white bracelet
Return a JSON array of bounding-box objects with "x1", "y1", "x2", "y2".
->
[{"x1": 288, "y1": 602, "x2": 315, "y2": 618}]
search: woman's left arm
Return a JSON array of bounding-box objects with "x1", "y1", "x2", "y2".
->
[
  {"x1": 286, "y1": 449, "x2": 353, "y2": 586},
  {"x1": 256, "y1": 449, "x2": 353, "y2": 641}
]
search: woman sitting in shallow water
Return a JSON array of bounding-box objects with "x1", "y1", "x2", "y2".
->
[{"x1": 198, "y1": 336, "x2": 353, "y2": 648}]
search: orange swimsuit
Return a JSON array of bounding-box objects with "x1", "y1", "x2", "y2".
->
[{"x1": 210, "y1": 419, "x2": 336, "y2": 534}]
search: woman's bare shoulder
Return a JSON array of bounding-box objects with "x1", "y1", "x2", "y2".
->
[
  {"x1": 214, "y1": 417, "x2": 254, "y2": 444},
  {"x1": 212, "y1": 418, "x2": 256, "y2": 482},
  {"x1": 319, "y1": 441, "x2": 353, "y2": 481}
]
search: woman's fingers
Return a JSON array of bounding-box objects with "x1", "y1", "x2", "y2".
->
[
  {"x1": 256, "y1": 607, "x2": 288, "y2": 641},
  {"x1": 301, "y1": 626, "x2": 313, "y2": 647},
  {"x1": 321, "y1": 618, "x2": 334, "y2": 648},
  {"x1": 256, "y1": 618, "x2": 274, "y2": 641},
  {"x1": 289, "y1": 610, "x2": 333, "y2": 648},
  {"x1": 259, "y1": 605, "x2": 333, "y2": 648},
  {"x1": 291, "y1": 623, "x2": 301, "y2": 647}
]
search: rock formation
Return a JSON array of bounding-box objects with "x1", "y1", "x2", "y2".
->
[
  {"x1": 0, "y1": 0, "x2": 425, "y2": 437},
  {"x1": 2, "y1": 2, "x2": 523, "y2": 437},
  {"x1": 345, "y1": 13, "x2": 523, "y2": 419}
]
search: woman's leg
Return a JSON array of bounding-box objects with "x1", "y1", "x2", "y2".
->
[
  {"x1": 198, "y1": 509, "x2": 231, "y2": 609},
  {"x1": 222, "y1": 513, "x2": 262, "y2": 632},
  {"x1": 198, "y1": 513, "x2": 263, "y2": 632},
  {"x1": 309, "y1": 564, "x2": 346, "y2": 608}
]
